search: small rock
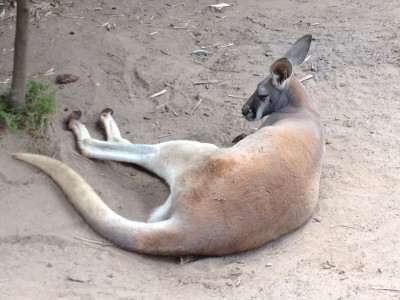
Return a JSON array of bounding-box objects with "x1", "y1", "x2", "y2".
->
[{"x1": 265, "y1": 263, "x2": 273, "y2": 267}]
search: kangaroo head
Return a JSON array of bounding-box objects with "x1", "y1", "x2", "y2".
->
[{"x1": 242, "y1": 35, "x2": 312, "y2": 121}]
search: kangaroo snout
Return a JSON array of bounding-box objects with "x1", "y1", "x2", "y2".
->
[
  {"x1": 242, "y1": 102, "x2": 258, "y2": 121},
  {"x1": 242, "y1": 104, "x2": 255, "y2": 121},
  {"x1": 242, "y1": 104, "x2": 250, "y2": 116}
]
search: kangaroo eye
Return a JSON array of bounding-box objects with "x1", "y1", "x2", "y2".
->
[
  {"x1": 257, "y1": 84, "x2": 269, "y2": 97},
  {"x1": 257, "y1": 91, "x2": 269, "y2": 98},
  {"x1": 259, "y1": 92, "x2": 269, "y2": 98}
]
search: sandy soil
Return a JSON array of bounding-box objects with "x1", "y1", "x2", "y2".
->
[{"x1": 1, "y1": 0, "x2": 400, "y2": 299}]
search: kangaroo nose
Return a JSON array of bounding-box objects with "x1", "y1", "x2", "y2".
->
[{"x1": 242, "y1": 105, "x2": 249, "y2": 116}]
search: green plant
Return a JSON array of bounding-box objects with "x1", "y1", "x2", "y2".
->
[
  {"x1": 0, "y1": 80, "x2": 56, "y2": 136},
  {"x1": 0, "y1": 92, "x2": 23, "y2": 132}
]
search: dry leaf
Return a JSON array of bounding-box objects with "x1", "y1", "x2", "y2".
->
[{"x1": 56, "y1": 74, "x2": 79, "y2": 84}]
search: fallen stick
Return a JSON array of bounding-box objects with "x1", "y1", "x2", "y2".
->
[
  {"x1": 74, "y1": 236, "x2": 112, "y2": 247},
  {"x1": 228, "y1": 94, "x2": 246, "y2": 99},
  {"x1": 158, "y1": 133, "x2": 176, "y2": 139},
  {"x1": 370, "y1": 287, "x2": 400, "y2": 292},
  {"x1": 300, "y1": 74, "x2": 314, "y2": 82},
  {"x1": 72, "y1": 152, "x2": 94, "y2": 163},
  {"x1": 152, "y1": 100, "x2": 169, "y2": 112},
  {"x1": 193, "y1": 79, "x2": 222, "y2": 85},
  {"x1": 191, "y1": 97, "x2": 203, "y2": 113},
  {"x1": 149, "y1": 89, "x2": 167, "y2": 98}
]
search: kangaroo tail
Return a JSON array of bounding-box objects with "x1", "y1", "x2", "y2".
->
[{"x1": 13, "y1": 153, "x2": 187, "y2": 256}]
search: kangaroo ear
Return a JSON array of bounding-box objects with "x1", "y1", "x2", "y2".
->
[
  {"x1": 283, "y1": 34, "x2": 312, "y2": 67},
  {"x1": 270, "y1": 58, "x2": 292, "y2": 90}
]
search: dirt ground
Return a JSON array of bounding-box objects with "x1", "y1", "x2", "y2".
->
[{"x1": 1, "y1": 0, "x2": 400, "y2": 299}]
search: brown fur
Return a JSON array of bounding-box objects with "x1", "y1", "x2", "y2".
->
[{"x1": 13, "y1": 35, "x2": 324, "y2": 256}]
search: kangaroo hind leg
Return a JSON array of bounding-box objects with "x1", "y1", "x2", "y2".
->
[
  {"x1": 98, "y1": 108, "x2": 131, "y2": 144},
  {"x1": 67, "y1": 110, "x2": 160, "y2": 170}
]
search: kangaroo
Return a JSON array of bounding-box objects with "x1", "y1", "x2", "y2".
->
[{"x1": 14, "y1": 35, "x2": 325, "y2": 256}]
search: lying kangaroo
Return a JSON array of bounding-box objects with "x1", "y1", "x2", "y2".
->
[{"x1": 14, "y1": 35, "x2": 325, "y2": 256}]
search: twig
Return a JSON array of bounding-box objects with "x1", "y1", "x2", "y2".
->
[
  {"x1": 43, "y1": 68, "x2": 55, "y2": 76},
  {"x1": 228, "y1": 94, "x2": 246, "y2": 99},
  {"x1": 193, "y1": 79, "x2": 222, "y2": 85},
  {"x1": 329, "y1": 225, "x2": 355, "y2": 229},
  {"x1": 158, "y1": 133, "x2": 175, "y2": 139},
  {"x1": 300, "y1": 74, "x2": 313, "y2": 82},
  {"x1": 72, "y1": 152, "x2": 94, "y2": 164},
  {"x1": 49, "y1": 121, "x2": 56, "y2": 133},
  {"x1": 177, "y1": 280, "x2": 184, "y2": 292},
  {"x1": 162, "y1": 81, "x2": 189, "y2": 99},
  {"x1": 235, "y1": 278, "x2": 241, "y2": 287},
  {"x1": 3, "y1": 48, "x2": 14, "y2": 54},
  {"x1": 146, "y1": 24, "x2": 192, "y2": 29},
  {"x1": 191, "y1": 97, "x2": 203, "y2": 113},
  {"x1": 0, "y1": 78, "x2": 11, "y2": 85},
  {"x1": 151, "y1": 100, "x2": 169, "y2": 112},
  {"x1": 89, "y1": 7, "x2": 102, "y2": 11},
  {"x1": 172, "y1": 25, "x2": 194, "y2": 29},
  {"x1": 149, "y1": 89, "x2": 167, "y2": 98},
  {"x1": 74, "y1": 236, "x2": 112, "y2": 247},
  {"x1": 370, "y1": 287, "x2": 400, "y2": 292},
  {"x1": 102, "y1": 13, "x2": 125, "y2": 17},
  {"x1": 167, "y1": 3, "x2": 186, "y2": 8},
  {"x1": 297, "y1": 285, "x2": 308, "y2": 296},
  {"x1": 59, "y1": 14, "x2": 83, "y2": 19},
  {"x1": 169, "y1": 16, "x2": 191, "y2": 22}
]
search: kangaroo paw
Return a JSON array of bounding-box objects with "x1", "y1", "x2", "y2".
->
[
  {"x1": 67, "y1": 111, "x2": 82, "y2": 130},
  {"x1": 99, "y1": 108, "x2": 114, "y2": 128},
  {"x1": 232, "y1": 133, "x2": 248, "y2": 144},
  {"x1": 101, "y1": 108, "x2": 114, "y2": 116}
]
